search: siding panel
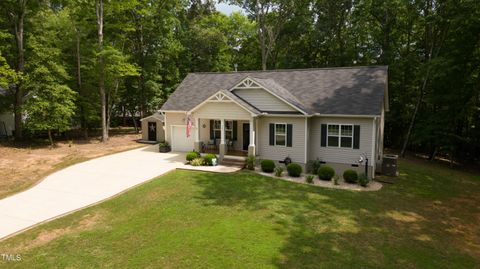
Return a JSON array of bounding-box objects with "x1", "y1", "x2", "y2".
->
[
  {"x1": 257, "y1": 116, "x2": 306, "y2": 164},
  {"x1": 309, "y1": 117, "x2": 374, "y2": 165},
  {"x1": 193, "y1": 101, "x2": 251, "y2": 120},
  {"x1": 233, "y1": 88, "x2": 296, "y2": 112}
]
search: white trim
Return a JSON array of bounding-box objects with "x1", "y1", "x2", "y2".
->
[
  {"x1": 159, "y1": 110, "x2": 187, "y2": 113},
  {"x1": 326, "y1": 123, "x2": 354, "y2": 149},
  {"x1": 140, "y1": 114, "x2": 164, "y2": 122},
  {"x1": 304, "y1": 117, "x2": 308, "y2": 163},
  {"x1": 188, "y1": 90, "x2": 257, "y2": 117},
  {"x1": 371, "y1": 117, "x2": 376, "y2": 178},
  {"x1": 229, "y1": 77, "x2": 308, "y2": 115},
  {"x1": 164, "y1": 113, "x2": 168, "y2": 141},
  {"x1": 315, "y1": 113, "x2": 378, "y2": 118},
  {"x1": 274, "y1": 123, "x2": 287, "y2": 147}
]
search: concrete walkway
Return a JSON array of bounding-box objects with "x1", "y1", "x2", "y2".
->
[{"x1": 0, "y1": 145, "x2": 188, "y2": 240}]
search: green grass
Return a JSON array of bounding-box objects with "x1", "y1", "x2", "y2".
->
[{"x1": 1, "y1": 159, "x2": 479, "y2": 268}]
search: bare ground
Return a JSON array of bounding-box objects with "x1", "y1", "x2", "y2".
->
[{"x1": 0, "y1": 131, "x2": 142, "y2": 199}]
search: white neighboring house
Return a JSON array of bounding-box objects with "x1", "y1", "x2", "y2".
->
[
  {"x1": 145, "y1": 66, "x2": 388, "y2": 178},
  {"x1": 0, "y1": 86, "x2": 14, "y2": 137}
]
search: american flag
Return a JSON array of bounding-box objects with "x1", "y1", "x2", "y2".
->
[{"x1": 186, "y1": 116, "x2": 193, "y2": 138}]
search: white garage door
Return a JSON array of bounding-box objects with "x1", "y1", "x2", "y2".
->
[{"x1": 171, "y1": 125, "x2": 196, "y2": 152}]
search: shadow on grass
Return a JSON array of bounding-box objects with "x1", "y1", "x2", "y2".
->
[{"x1": 192, "y1": 169, "x2": 479, "y2": 268}]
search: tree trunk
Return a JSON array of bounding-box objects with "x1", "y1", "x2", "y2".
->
[
  {"x1": 400, "y1": 66, "x2": 430, "y2": 158},
  {"x1": 13, "y1": 0, "x2": 27, "y2": 141},
  {"x1": 48, "y1": 129, "x2": 53, "y2": 146},
  {"x1": 75, "y1": 27, "x2": 88, "y2": 139},
  {"x1": 96, "y1": 0, "x2": 108, "y2": 142},
  {"x1": 130, "y1": 109, "x2": 138, "y2": 133}
]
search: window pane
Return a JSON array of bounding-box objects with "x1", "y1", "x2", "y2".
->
[
  {"x1": 328, "y1": 125, "x2": 339, "y2": 135},
  {"x1": 214, "y1": 120, "x2": 221, "y2": 129},
  {"x1": 275, "y1": 124, "x2": 286, "y2": 134},
  {"x1": 341, "y1": 137, "x2": 352, "y2": 148},
  {"x1": 341, "y1": 125, "x2": 353, "y2": 136},
  {"x1": 214, "y1": 130, "x2": 220, "y2": 139},
  {"x1": 328, "y1": 136, "x2": 339, "y2": 147},
  {"x1": 276, "y1": 135, "x2": 286, "y2": 146},
  {"x1": 225, "y1": 121, "x2": 233, "y2": 130},
  {"x1": 226, "y1": 131, "x2": 232, "y2": 140}
]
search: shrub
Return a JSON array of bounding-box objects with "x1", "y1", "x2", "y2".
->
[
  {"x1": 245, "y1": 155, "x2": 256, "y2": 170},
  {"x1": 274, "y1": 166, "x2": 283, "y2": 177},
  {"x1": 203, "y1": 153, "x2": 217, "y2": 166},
  {"x1": 332, "y1": 175, "x2": 340, "y2": 185},
  {"x1": 186, "y1": 151, "x2": 201, "y2": 162},
  {"x1": 305, "y1": 175, "x2": 315, "y2": 184},
  {"x1": 287, "y1": 163, "x2": 303, "y2": 177},
  {"x1": 318, "y1": 166, "x2": 335, "y2": 181},
  {"x1": 191, "y1": 158, "x2": 204, "y2": 166},
  {"x1": 343, "y1": 169, "x2": 358, "y2": 183},
  {"x1": 261, "y1": 159, "x2": 276, "y2": 173},
  {"x1": 306, "y1": 158, "x2": 322, "y2": 174},
  {"x1": 358, "y1": 174, "x2": 369, "y2": 187}
]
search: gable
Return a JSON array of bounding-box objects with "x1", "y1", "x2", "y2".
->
[
  {"x1": 233, "y1": 88, "x2": 297, "y2": 112},
  {"x1": 230, "y1": 77, "x2": 303, "y2": 113}
]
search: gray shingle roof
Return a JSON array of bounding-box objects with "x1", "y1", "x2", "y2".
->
[{"x1": 161, "y1": 66, "x2": 388, "y2": 116}]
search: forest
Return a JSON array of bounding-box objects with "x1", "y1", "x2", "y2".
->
[{"x1": 0, "y1": 0, "x2": 479, "y2": 164}]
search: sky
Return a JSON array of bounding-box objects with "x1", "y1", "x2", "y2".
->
[{"x1": 215, "y1": 2, "x2": 244, "y2": 15}]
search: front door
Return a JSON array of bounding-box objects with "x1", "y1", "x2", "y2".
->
[
  {"x1": 243, "y1": 123, "x2": 250, "y2": 151},
  {"x1": 148, "y1": 122, "x2": 157, "y2": 141}
]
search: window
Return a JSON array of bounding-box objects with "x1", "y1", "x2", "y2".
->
[
  {"x1": 213, "y1": 120, "x2": 233, "y2": 140},
  {"x1": 327, "y1": 124, "x2": 353, "y2": 148},
  {"x1": 275, "y1": 123, "x2": 286, "y2": 146}
]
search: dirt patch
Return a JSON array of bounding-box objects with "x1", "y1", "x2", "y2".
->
[
  {"x1": 0, "y1": 132, "x2": 142, "y2": 199},
  {"x1": 14, "y1": 212, "x2": 104, "y2": 251},
  {"x1": 385, "y1": 211, "x2": 425, "y2": 223}
]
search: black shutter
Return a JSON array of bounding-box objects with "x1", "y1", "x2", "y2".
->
[
  {"x1": 286, "y1": 124, "x2": 293, "y2": 147},
  {"x1": 353, "y1": 125, "x2": 360, "y2": 149},
  {"x1": 320, "y1": 124, "x2": 327, "y2": 147},
  {"x1": 269, "y1": 123, "x2": 275, "y2": 145},
  {"x1": 233, "y1": 121, "x2": 238, "y2": 141},
  {"x1": 210, "y1": 120, "x2": 214, "y2": 139}
]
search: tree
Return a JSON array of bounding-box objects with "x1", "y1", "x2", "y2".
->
[
  {"x1": 96, "y1": 0, "x2": 108, "y2": 142},
  {"x1": 23, "y1": 9, "x2": 77, "y2": 145}
]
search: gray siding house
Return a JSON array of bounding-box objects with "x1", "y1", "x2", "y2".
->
[{"x1": 158, "y1": 66, "x2": 388, "y2": 178}]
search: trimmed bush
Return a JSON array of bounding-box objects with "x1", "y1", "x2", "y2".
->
[
  {"x1": 305, "y1": 175, "x2": 315, "y2": 184},
  {"x1": 274, "y1": 166, "x2": 283, "y2": 177},
  {"x1": 343, "y1": 169, "x2": 358, "y2": 183},
  {"x1": 306, "y1": 158, "x2": 322, "y2": 174},
  {"x1": 318, "y1": 165, "x2": 335, "y2": 181},
  {"x1": 332, "y1": 175, "x2": 340, "y2": 185},
  {"x1": 287, "y1": 163, "x2": 302, "y2": 177},
  {"x1": 358, "y1": 174, "x2": 369, "y2": 187},
  {"x1": 186, "y1": 151, "x2": 201, "y2": 162},
  {"x1": 203, "y1": 154, "x2": 217, "y2": 166},
  {"x1": 261, "y1": 160, "x2": 276, "y2": 173},
  {"x1": 245, "y1": 155, "x2": 256, "y2": 170},
  {"x1": 191, "y1": 158, "x2": 204, "y2": 166}
]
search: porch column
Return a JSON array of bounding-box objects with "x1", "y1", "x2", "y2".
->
[
  {"x1": 194, "y1": 117, "x2": 201, "y2": 152},
  {"x1": 248, "y1": 117, "x2": 256, "y2": 156},
  {"x1": 219, "y1": 118, "x2": 226, "y2": 160}
]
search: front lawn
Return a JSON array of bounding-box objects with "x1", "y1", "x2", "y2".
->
[{"x1": 1, "y1": 159, "x2": 479, "y2": 268}]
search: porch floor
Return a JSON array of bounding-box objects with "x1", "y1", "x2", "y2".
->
[{"x1": 203, "y1": 148, "x2": 248, "y2": 157}]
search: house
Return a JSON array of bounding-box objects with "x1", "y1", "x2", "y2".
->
[
  {"x1": 0, "y1": 86, "x2": 14, "y2": 138},
  {"x1": 140, "y1": 112, "x2": 165, "y2": 142},
  {"x1": 156, "y1": 66, "x2": 388, "y2": 178}
]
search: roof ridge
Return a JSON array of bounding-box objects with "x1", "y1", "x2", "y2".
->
[{"x1": 189, "y1": 65, "x2": 388, "y2": 75}]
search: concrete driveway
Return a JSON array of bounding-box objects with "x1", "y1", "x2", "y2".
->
[{"x1": 0, "y1": 145, "x2": 186, "y2": 240}]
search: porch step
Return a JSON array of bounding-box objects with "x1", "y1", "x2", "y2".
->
[{"x1": 220, "y1": 158, "x2": 245, "y2": 167}]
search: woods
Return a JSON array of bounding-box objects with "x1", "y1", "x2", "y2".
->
[{"x1": 0, "y1": 0, "x2": 478, "y2": 163}]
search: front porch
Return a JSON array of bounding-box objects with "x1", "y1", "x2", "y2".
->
[{"x1": 193, "y1": 117, "x2": 256, "y2": 160}]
